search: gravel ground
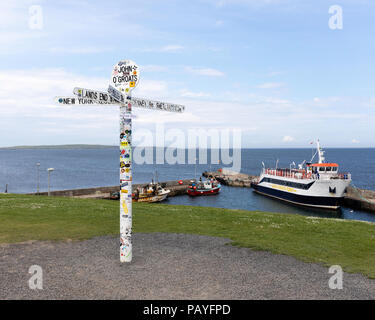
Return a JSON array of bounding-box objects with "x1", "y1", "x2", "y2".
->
[{"x1": 0, "y1": 233, "x2": 374, "y2": 300}]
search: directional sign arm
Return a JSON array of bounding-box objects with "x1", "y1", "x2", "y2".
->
[
  {"x1": 54, "y1": 96, "x2": 117, "y2": 105},
  {"x1": 72, "y1": 87, "x2": 185, "y2": 113},
  {"x1": 131, "y1": 97, "x2": 185, "y2": 113},
  {"x1": 107, "y1": 86, "x2": 185, "y2": 113},
  {"x1": 73, "y1": 87, "x2": 118, "y2": 103}
]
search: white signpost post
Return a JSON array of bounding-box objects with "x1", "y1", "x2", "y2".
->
[{"x1": 55, "y1": 60, "x2": 185, "y2": 263}]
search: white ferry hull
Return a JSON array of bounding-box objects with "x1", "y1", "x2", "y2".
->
[{"x1": 251, "y1": 174, "x2": 351, "y2": 210}]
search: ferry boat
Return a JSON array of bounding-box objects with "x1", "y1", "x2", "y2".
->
[
  {"x1": 187, "y1": 178, "x2": 221, "y2": 196},
  {"x1": 251, "y1": 141, "x2": 351, "y2": 210}
]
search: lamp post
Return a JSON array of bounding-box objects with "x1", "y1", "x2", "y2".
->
[
  {"x1": 36, "y1": 162, "x2": 40, "y2": 194},
  {"x1": 47, "y1": 168, "x2": 54, "y2": 196},
  {"x1": 194, "y1": 157, "x2": 197, "y2": 181}
]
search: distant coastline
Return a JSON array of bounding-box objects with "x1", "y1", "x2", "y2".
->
[
  {"x1": 0, "y1": 144, "x2": 116, "y2": 150},
  {"x1": 0, "y1": 144, "x2": 374, "y2": 150}
]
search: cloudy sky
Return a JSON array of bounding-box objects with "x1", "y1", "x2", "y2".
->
[{"x1": 1, "y1": 0, "x2": 375, "y2": 148}]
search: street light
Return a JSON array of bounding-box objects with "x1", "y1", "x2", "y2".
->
[
  {"x1": 194, "y1": 157, "x2": 197, "y2": 181},
  {"x1": 47, "y1": 168, "x2": 54, "y2": 196},
  {"x1": 36, "y1": 163, "x2": 40, "y2": 194}
]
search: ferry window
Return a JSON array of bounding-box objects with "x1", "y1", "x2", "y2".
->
[
  {"x1": 326, "y1": 167, "x2": 332, "y2": 172},
  {"x1": 332, "y1": 167, "x2": 338, "y2": 171},
  {"x1": 319, "y1": 167, "x2": 325, "y2": 172}
]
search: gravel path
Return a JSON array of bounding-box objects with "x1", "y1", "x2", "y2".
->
[{"x1": 1, "y1": 233, "x2": 374, "y2": 299}]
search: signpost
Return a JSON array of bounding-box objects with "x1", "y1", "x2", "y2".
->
[{"x1": 55, "y1": 60, "x2": 185, "y2": 263}]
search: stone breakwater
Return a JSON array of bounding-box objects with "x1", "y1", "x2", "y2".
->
[
  {"x1": 343, "y1": 186, "x2": 375, "y2": 212},
  {"x1": 27, "y1": 169, "x2": 375, "y2": 213},
  {"x1": 202, "y1": 170, "x2": 258, "y2": 188},
  {"x1": 28, "y1": 179, "x2": 193, "y2": 199}
]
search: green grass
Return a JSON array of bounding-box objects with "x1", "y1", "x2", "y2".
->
[{"x1": 1, "y1": 194, "x2": 375, "y2": 278}]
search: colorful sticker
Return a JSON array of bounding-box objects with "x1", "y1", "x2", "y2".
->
[{"x1": 121, "y1": 199, "x2": 129, "y2": 214}]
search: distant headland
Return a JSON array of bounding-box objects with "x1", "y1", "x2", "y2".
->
[{"x1": 0, "y1": 144, "x2": 116, "y2": 150}]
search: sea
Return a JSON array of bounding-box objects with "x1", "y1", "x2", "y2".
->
[{"x1": 1, "y1": 147, "x2": 375, "y2": 223}]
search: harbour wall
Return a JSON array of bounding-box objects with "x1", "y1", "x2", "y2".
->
[
  {"x1": 28, "y1": 179, "x2": 193, "y2": 199},
  {"x1": 28, "y1": 169, "x2": 375, "y2": 213},
  {"x1": 343, "y1": 186, "x2": 375, "y2": 212},
  {"x1": 202, "y1": 170, "x2": 257, "y2": 188}
]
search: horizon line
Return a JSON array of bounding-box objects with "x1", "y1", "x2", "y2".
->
[{"x1": 1, "y1": 144, "x2": 374, "y2": 150}]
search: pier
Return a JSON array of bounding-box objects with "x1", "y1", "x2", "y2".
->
[
  {"x1": 28, "y1": 170, "x2": 375, "y2": 213},
  {"x1": 202, "y1": 169, "x2": 257, "y2": 188},
  {"x1": 28, "y1": 179, "x2": 193, "y2": 199},
  {"x1": 343, "y1": 186, "x2": 375, "y2": 212}
]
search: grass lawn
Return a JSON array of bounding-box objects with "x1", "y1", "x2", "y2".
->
[{"x1": 1, "y1": 193, "x2": 375, "y2": 278}]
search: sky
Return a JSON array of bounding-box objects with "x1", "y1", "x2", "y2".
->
[{"x1": 1, "y1": 0, "x2": 375, "y2": 148}]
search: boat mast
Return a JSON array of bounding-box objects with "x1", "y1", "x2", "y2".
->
[{"x1": 316, "y1": 139, "x2": 325, "y2": 164}]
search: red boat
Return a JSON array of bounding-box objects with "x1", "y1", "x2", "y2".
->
[{"x1": 187, "y1": 179, "x2": 221, "y2": 196}]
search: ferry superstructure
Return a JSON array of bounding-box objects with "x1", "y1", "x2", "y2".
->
[{"x1": 251, "y1": 141, "x2": 351, "y2": 209}]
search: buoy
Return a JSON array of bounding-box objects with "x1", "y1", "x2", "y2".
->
[{"x1": 178, "y1": 180, "x2": 183, "y2": 185}]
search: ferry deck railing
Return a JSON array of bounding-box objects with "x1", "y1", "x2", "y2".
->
[{"x1": 261, "y1": 168, "x2": 351, "y2": 181}]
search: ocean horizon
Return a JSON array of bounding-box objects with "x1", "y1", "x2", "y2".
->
[{"x1": 2, "y1": 144, "x2": 375, "y2": 149}]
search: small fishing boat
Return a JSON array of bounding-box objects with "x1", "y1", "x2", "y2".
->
[
  {"x1": 110, "y1": 182, "x2": 170, "y2": 202},
  {"x1": 187, "y1": 178, "x2": 221, "y2": 196},
  {"x1": 132, "y1": 182, "x2": 170, "y2": 203}
]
